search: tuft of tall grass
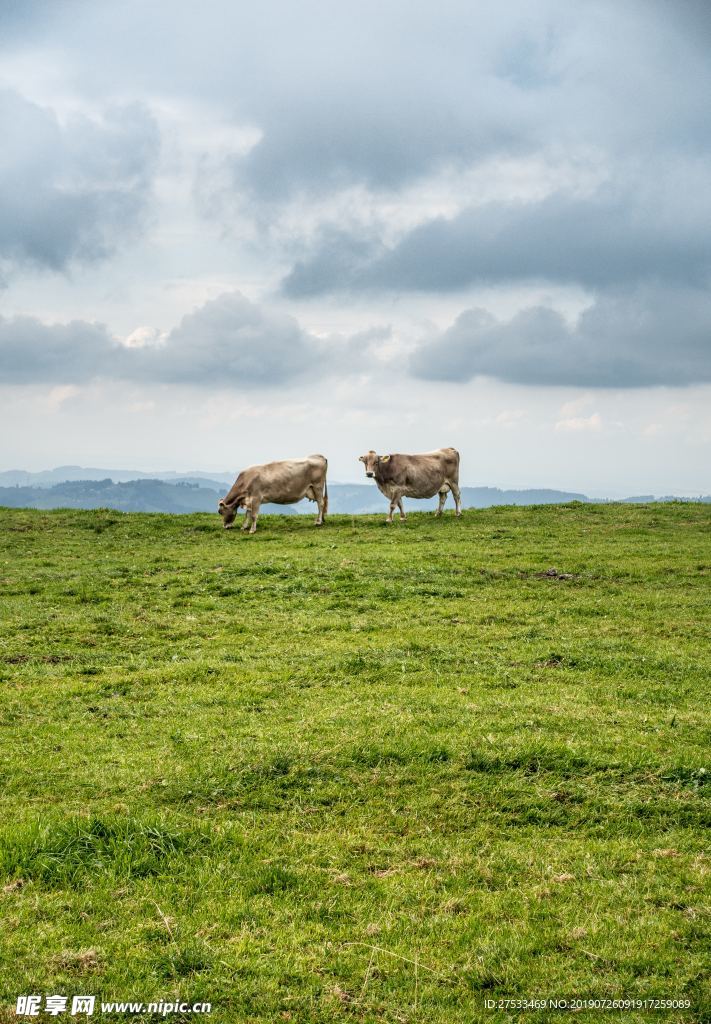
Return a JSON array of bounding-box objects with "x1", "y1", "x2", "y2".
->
[{"x1": 0, "y1": 815, "x2": 210, "y2": 886}]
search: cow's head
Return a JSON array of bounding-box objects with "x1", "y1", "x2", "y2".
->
[
  {"x1": 359, "y1": 451, "x2": 390, "y2": 479},
  {"x1": 218, "y1": 496, "x2": 242, "y2": 528}
]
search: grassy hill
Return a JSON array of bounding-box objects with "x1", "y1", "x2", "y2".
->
[{"x1": 0, "y1": 504, "x2": 708, "y2": 1022}]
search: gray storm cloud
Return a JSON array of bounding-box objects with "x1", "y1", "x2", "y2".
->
[
  {"x1": 282, "y1": 173, "x2": 711, "y2": 296},
  {"x1": 6, "y1": 284, "x2": 709, "y2": 392},
  {"x1": 411, "y1": 287, "x2": 711, "y2": 388},
  {"x1": 1, "y1": 0, "x2": 710, "y2": 395},
  {"x1": 0, "y1": 316, "x2": 115, "y2": 384},
  {"x1": 0, "y1": 90, "x2": 158, "y2": 276},
  {"x1": 219, "y1": 0, "x2": 711, "y2": 205},
  {"x1": 133, "y1": 293, "x2": 318, "y2": 386},
  {"x1": 17, "y1": 1, "x2": 711, "y2": 201},
  {"x1": 234, "y1": 81, "x2": 526, "y2": 200},
  {"x1": 0, "y1": 293, "x2": 322, "y2": 387}
]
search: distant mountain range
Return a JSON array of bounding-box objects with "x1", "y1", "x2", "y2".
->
[
  {"x1": 0, "y1": 466, "x2": 235, "y2": 489},
  {"x1": 0, "y1": 469, "x2": 708, "y2": 514}
]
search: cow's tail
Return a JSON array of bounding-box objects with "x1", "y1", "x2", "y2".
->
[
  {"x1": 451, "y1": 447, "x2": 460, "y2": 478},
  {"x1": 323, "y1": 472, "x2": 328, "y2": 518}
]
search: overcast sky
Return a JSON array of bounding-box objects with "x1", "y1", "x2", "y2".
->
[{"x1": 1, "y1": 0, "x2": 710, "y2": 494}]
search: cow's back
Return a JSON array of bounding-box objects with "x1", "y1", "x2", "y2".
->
[
  {"x1": 252, "y1": 455, "x2": 326, "y2": 504},
  {"x1": 390, "y1": 449, "x2": 458, "y2": 481}
]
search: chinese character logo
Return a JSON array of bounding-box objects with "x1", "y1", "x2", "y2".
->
[
  {"x1": 15, "y1": 996, "x2": 41, "y2": 1017},
  {"x1": 71, "y1": 996, "x2": 96, "y2": 1015},
  {"x1": 45, "y1": 996, "x2": 68, "y2": 1017}
]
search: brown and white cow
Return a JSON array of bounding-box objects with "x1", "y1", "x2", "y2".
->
[
  {"x1": 218, "y1": 454, "x2": 328, "y2": 533},
  {"x1": 359, "y1": 447, "x2": 461, "y2": 523}
]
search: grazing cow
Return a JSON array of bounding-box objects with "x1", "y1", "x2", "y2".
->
[
  {"x1": 218, "y1": 454, "x2": 328, "y2": 534},
  {"x1": 359, "y1": 447, "x2": 461, "y2": 523}
]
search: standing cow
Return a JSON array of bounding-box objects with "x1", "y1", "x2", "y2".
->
[
  {"x1": 218, "y1": 454, "x2": 328, "y2": 533},
  {"x1": 359, "y1": 447, "x2": 461, "y2": 523}
]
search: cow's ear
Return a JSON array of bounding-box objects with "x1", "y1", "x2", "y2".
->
[
  {"x1": 381, "y1": 454, "x2": 391, "y2": 463},
  {"x1": 358, "y1": 455, "x2": 366, "y2": 462}
]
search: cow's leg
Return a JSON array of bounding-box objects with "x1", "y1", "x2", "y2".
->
[
  {"x1": 240, "y1": 507, "x2": 252, "y2": 532},
  {"x1": 387, "y1": 492, "x2": 405, "y2": 523},
  {"x1": 313, "y1": 485, "x2": 326, "y2": 525},
  {"x1": 436, "y1": 488, "x2": 448, "y2": 516},
  {"x1": 450, "y1": 481, "x2": 462, "y2": 517},
  {"x1": 386, "y1": 492, "x2": 401, "y2": 523},
  {"x1": 248, "y1": 498, "x2": 261, "y2": 534}
]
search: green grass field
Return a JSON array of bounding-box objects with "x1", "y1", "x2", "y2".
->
[{"x1": 0, "y1": 503, "x2": 709, "y2": 1023}]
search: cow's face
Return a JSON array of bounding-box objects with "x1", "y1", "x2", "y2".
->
[
  {"x1": 359, "y1": 451, "x2": 391, "y2": 478},
  {"x1": 218, "y1": 498, "x2": 239, "y2": 528},
  {"x1": 359, "y1": 450, "x2": 379, "y2": 478}
]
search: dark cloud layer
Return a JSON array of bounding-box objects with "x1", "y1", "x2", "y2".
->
[
  {"x1": 0, "y1": 90, "x2": 158, "y2": 276},
  {"x1": 0, "y1": 316, "x2": 114, "y2": 384},
  {"x1": 411, "y1": 286, "x2": 711, "y2": 387},
  {"x1": 25, "y1": 1, "x2": 711, "y2": 200},
  {"x1": 236, "y1": 83, "x2": 526, "y2": 201},
  {"x1": 0, "y1": 0, "x2": 69, "y2": 42},
  {"x1": 137, "y1": 292, "x2": 317, "y2": 386},
  {"x1": 2, "y1": 1, "x2": 711, "y2": 393},
  {"x1": 0, "y1": 293, "x2": 321, "y2": 387},
  {"x1": 282, "y1": 175, "x2": 711, "y2": 296},
  {"x1": 228, "y1": 0, "x2": 711, "y2": 203},
  {"x1": 6, "y1": 284, "x2": 709, "y2": 392}
]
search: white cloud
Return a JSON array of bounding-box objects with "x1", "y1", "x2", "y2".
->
[
  {"x1": 45, "y1": 384, "x2": 81, "y2": 411},
  {"x1": 122, "y1": 326, "x2": 166, "y2": 348},
  {"x1": 495, "y1": 409, "x2": 525, "y2": 426},
  {"x1": 558, "y1": 395, "x2": 594, "y2": 418},
  {"x1": 555, "y1": 413, "x2": 602, "y2": 432}
]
